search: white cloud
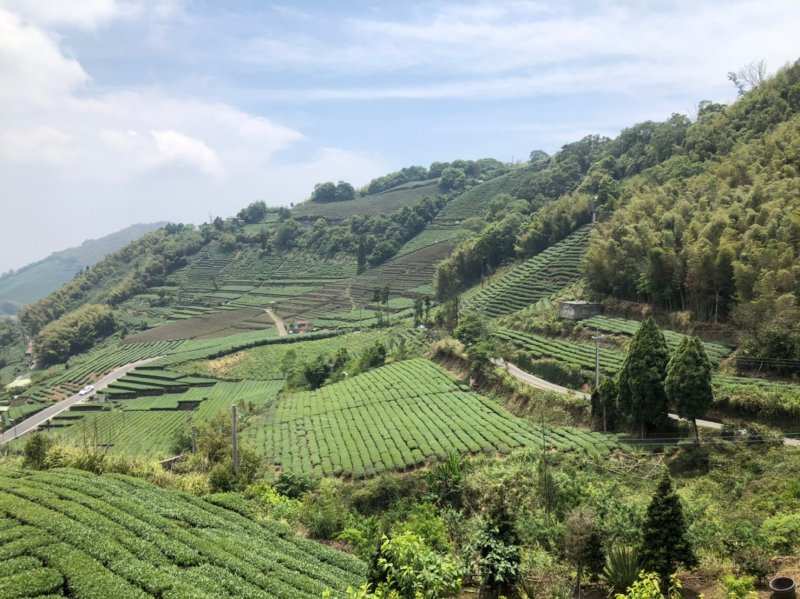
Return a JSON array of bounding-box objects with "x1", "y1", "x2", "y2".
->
[
  {"x1": 243, "y1": 0, "x2": 800, "y2": 100},
  {"x1": 0, "y1": 5, "x2": 386, "y2": 272},
  {"x1": 0, "y1": 0, "x2": 184, "y2": 29},
  {"x1": 0, "y1": 9, "x2": 88, "y2": 107},
  {"x1": 0, "y1": 126, "x2": 72, "y2": 164},
  {"x1": 151, "y1": 129, "x2": 224, "y2": 178}
]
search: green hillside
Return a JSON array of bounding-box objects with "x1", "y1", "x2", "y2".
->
[
  {"x1": 0, "y1": 467, "x2": 365, "y2": 598},
  {"x1": 2, "y1": 61, "x2": 800, "y2": 599},
  {"x1": 292, "y1": 180, "x2": 440, "y2": 221},
  {"x1": 0, "y1": 223, "x2": 165, "y2": 315},
  {"x1": 244, "y1": 358, "x2": 621, "y2": 477}
]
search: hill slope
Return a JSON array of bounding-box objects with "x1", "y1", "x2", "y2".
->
[
  {"x1": 245, "y1": 358, "x2": 621, "y2": 477},
  {"x1": 0, "y1": 223, "x2": 165, "y2": 315},
  {"x1": 0, "y1": 467, "x2": 365, "y2": 598}
]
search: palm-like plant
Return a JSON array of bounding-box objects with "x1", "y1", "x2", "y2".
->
[{"x1": 603, "y1": 545, "x2": 640, "y2": 593}]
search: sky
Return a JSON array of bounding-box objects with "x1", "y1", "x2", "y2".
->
[{"x1": 1, "y1": 0, "x2": 799, "y2": 273}]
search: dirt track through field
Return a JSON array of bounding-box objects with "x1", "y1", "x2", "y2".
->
[{"x1": 265, "y1": 308, "x2": 288, "y2": 337}]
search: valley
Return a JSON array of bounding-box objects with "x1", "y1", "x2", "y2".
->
[{"x1": 1, "y1": 55, "x2": 800, "y2": 599}]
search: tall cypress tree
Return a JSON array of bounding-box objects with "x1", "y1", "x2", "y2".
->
[
  {"x1": 617, "y1": 318, "x2": 670, "y2": 438},
  {"x1": 665, "y1": 336, "x2": 714, "y2": 442},
  {"x1": 640, "y1": 472, "x2": 696, "y2": 589}
]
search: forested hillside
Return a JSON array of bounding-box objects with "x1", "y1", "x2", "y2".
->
[
  {"x1": 436, "y1": 61, "x2": 800, "y2": 365},
  {"x1": 0, "y1": 223, "x2": 165, "y2": 315},
  {"x1": 586, "y1": 64, "x2": 800, "y2": 363}
]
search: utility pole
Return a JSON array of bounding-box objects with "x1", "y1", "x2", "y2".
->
[
  {"x1": 231, "y1": 405, "x2": 239, "y2": 476},
  {"x1": 592, "y1": 329, "x2": 607, "y2": 432}
]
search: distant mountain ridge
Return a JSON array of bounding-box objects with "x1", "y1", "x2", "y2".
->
[{"x1": 0, "y1": 222, "x2": 166, "y2": 315}]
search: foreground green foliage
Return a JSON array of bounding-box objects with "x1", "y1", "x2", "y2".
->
[{"x1": 0, "y1": 467, "x2": 365, "y2": 598}]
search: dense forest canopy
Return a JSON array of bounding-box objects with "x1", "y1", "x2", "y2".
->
[{"x1": 586, "y1": 61, "x2": 800, "y2": 359}]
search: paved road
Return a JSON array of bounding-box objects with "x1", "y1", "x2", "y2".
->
[
  {"x1": 0, "y1": 358, "x2": 158, "y2": 445},
  {"x1": 265, "y1": 308, "x2": 288, "y2": 337},
  {"x1": 492, "y1": 358, "x2": 800, "y2": 447}
]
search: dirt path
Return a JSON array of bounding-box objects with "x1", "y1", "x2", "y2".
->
[
  {"x1": 0, "y1": 357, "x2": 159, "y2": 445},
  {"x1": 492, "y1": 358, "x2": 800, "y2": 447},
  {"x1": 265, "y1": 308, "x2": 288, "y2": 337}
]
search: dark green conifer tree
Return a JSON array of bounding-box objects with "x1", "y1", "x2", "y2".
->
[
  {"x1": 640, "y1": 472, "x2": 697, "y2": 589},
  {"x1": 665, "y1": 336, "x2": 714, "y2": 442},
  {"x1": 617, "y1": 318, "x2": 669, "y2": 437}
]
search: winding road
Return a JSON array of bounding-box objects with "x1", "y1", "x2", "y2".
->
[
  {"x1": 0, "y1": 358, "x2": 159, "y2": 445},
  {"x1": 492, "y1": 358, "x2": 800, "y2": 447}
]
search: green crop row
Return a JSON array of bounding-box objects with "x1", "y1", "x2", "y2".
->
[
  {"x1": 466, "y1": 226, "x2": 591, "y2": 318},
  {"x1": 0, "y1": 468, "x2": 365, "y2": 598},
  {"x1": 244, "y1": 358, "x2": 621, "y2": 477},
  {"x1": 581, "y1": 315, "x2": 732, "y2": 363},
  {"x1": 36, "y1": 379, "x2": 283, "y2": 456}
]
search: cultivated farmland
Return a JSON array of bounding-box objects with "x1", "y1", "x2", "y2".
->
[
  {"x1": 465, "y1": 226, "x2": 591, "y2": 317},
  {"x1": 292, "y1": 180, "x2": 440, "y2": 221},
  {"x1": 245, "y1": 358, "x2": 621, "y2": 477},
  {"x1": 41, "y1": 379, "x2": 283, "y2": 456},
  {"x1": 580, "y1": 315, "x2": 733, "y2": 364},
  {"x1": 0, "y1": 468, "x2": 365, "y2": 598},
  {"x1": 179, "y1": 330, "x2": 396, "y2": 381}
]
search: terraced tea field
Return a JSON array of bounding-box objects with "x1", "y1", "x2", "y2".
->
[
  {"x1": 41, "y1": 379, "x2": 283, "y2": 456},
  {"x1": 433, "y1": 169, "x2": 520, "y2": 222},
  {"x1": 495, "y1": 328, "x2": 624, "y2": 373},
  {"x1": 125, "y1": 308, "x2": 275, "y2": 343},
  {"x1": 581, "y1": 315, "x2": 733, "y2": 364},
  {"x1": 465, "y1": 225, "x2": 591, "y2": 317},
  {"x1": 0, "y1": 468, "x2": 365, "y2": 598},
  {"x1": 18, "y1": 341, "x2": 183, "y2": 404},
  {"x1": 396, "y1": 225, "x2": 470, "y2": 257},
  {"x1": 495, "y1": 328, "x2": 800, "y2": 401},
  {"x1": 244, "y1": 359, "x2": 621, "y2": 477},
  {"x1": 148, "y1": 330, "x2": 339, "y2": 367},
  {"x1": 273, "y1": 241, "x2": 455, "y2": 323},
  {"x1": 292, "y1": 180, "x2": 439, "y2": 221},
  {"x1": 104, "y1": 367, "x2": 218, "y2": 399},
  {"x1": 179, "y1": 330, "x2": 398, "y2": 381}
]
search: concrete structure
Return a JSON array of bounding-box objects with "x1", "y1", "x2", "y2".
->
[{"x1": 558, "y1": 300, "x2": 602, "y2": 321}]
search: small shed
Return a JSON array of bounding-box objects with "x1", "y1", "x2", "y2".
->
[
  {"x1": 289, "y1": 319, "x2": 310, "y2": 334},
  {"x1": 558, "y1": 301, "x2": 602, "y2": 321}
]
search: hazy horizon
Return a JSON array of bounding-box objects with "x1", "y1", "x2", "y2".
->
[{"x1": 2, "y1": 0, "x2": 800, "y2": 272}]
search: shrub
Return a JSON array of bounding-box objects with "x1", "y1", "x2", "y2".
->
[
  {"x1": 247, "y1": 482, "x2": 302, "y2": 524},
  {"x1": 274, "y1": 471, "x2": 317, "y2": 498},
  {"x1": 23, "y1": 433, "x2": 53, "y2": 469},
  {"x1": 302, "y1": 479, "x2": 349, "y2": 539},
  {"x1": 373, "y1": 532, "x2": 462, "y2": 599},
  {"x1": 604, "y1": 545, "x2": 641, "y2": 594},
  {"x1": 391, "y1": 503, "x2": 451, "y2": 553},
  {"x1": 350, "y1": 474, "x2": 421, "y2": 514},
  {"x1": 208, "y1": 448, "x2": 261, "y2": 492},
  {"x1": 613, "y1": 571, "x2": 682, "y2": 599},
  {"x1": 526, "y1": 358, "x2": 584, "y2": 388},
  {"x1": 761, "y1": 512, "x2": 800, "y2": 554},
  {"x1": 722, "y1": 575, "x2": 758, "y2": 599},
  {"x1": 208, "y1": 461, "x2": 237, "y2": 492},
  {"x1": 426, "y1": 453, "x2": 465, "y2": 508}
]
